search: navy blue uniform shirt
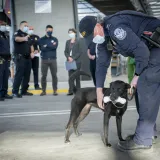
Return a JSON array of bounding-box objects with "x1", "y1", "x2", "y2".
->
[
  {"x1": 0, "y1": 31, "x2": 10, "y2": 58},
  {"x1": 14, "y1": 29, "x2": 31, "y2": 56},
  {"x1": 29, "y1": 34, "x2": 40, "y2": 50},
  {"x1": 38, "y1": 35, "x2": 58, "y2": 60},
  {"x1": 96, "y1": 10, "x2": 160, "y2": 88}
]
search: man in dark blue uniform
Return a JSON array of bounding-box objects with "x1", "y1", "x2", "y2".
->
[
  {"x1": 79, "y1": 11, "x2": 160, "y2": 151},
  {"x1": 0, "y1": 20, "x2": 13, "y2": 101},
  {"x1": 28, "y1": 26, "x2": 41, "y2": 90},
  {"x1": 12, "y1": 21, "x2": 34, "y2": 98}
]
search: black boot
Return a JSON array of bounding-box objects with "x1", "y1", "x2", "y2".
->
[{"x1": 4, "y1": 94, "x2": 13, "y2": 99}]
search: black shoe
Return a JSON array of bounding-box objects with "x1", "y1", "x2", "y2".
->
[
  {"x1": 67, "y1": 92, "x2": 73, "y2": 96},
  {"x1": 22, "y1": 92, "x2": 33, "y2": 96},
  {"x1": 40, "y1": 92, "x2": 46, "y2": 96},
  {"x1": 12, "y1": 94, "x2": 22, "y2": 98},
  {"x1": 117, "y1": 139, "x2": 152, "y2": 151},
  {"x1": 0, "y1": 97, "x2": 5, "y2": 101},
  {"x1": 35, "y1": 86, "x2": 42, "y2": 90},
  {"x1": 53, "y1": 91, "x2": 58, "y2": 96},
  {"x1": 126, "y1": 134, "x2": 157, "y2": 144},
  {"x1": 4, "y1": 94, "x2": 13, "y2": 99}
]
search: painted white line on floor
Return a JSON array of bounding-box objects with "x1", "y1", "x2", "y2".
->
[{"x1": 0, "y1": 107, "x2": 136, "y2": 118}]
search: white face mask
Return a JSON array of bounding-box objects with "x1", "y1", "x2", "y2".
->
[
  {"x1": 0, "y1": 25, "x2": 6, "y2": 32},
  {"x1": 28, "y1": 30, "x2": 34, "y2": 35},
  {"x1": 93, "y1": 35, "x2": 105, "y2": 44},
  {"x1": 6, "y1": 26, "x2": 10, "y2": 32},
  {"x1": 69, "y1": 33, "x2": 75, "y2": 39}
]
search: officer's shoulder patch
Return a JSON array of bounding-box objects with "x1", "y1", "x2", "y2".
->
[{"x1": 114, "y1": 28, "x2": 127, "y2": 40}]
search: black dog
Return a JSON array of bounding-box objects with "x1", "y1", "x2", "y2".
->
[{"x1": 65, "y1": 71, "x2": 130, "y2": 147}]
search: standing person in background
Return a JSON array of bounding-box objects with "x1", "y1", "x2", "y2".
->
[
  {"x1": 28, "y1": 26, "x2": 41, "y2": 90},
  {"x1": 87, "y1": 41, "x2": 96, "y2": 86},
  {"x1": 64, "y1": 28, "x2": 82, "y2": 96},
  {"x1": 0, "y1": 20, "x2": 13, "y2": 101},
  {"x1": 38, "y1": 25, "x2": 58, "y2": 96},
  {"x1": 12, "y1": 21, "x2": 34, "y2": 98}
]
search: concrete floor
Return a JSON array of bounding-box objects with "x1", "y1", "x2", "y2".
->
[{"x1": 0, "y1": 95, "x2": 160, "y2": 160}]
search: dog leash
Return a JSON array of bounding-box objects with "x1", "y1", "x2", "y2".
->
[{"x1": 127, "y1": 87, "x2": 136, "y2": 101}]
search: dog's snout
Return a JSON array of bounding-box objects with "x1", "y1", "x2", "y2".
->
[{"x1": 110, "y1": 94, "x2": 117, "y2": 101}]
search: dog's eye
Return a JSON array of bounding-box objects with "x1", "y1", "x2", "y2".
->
[{"x1": 118, "y1": 88, "x2": 122, "y2": 92}]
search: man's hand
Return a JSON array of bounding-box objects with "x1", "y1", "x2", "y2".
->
[
  {"x1": 31, "y1": 53, "x2": 35, "y2": 59},
  {"x1": 97, "y1": 88, "x2": 104, "y2": 110},
  {"x1": 24, "y1": 35, "x2": 29, "y2": 41},
  {"x1": 34, "y1": 50, "x2": 38, "y2": 54},
  {"x1": 91, "y1": 55, "x2": 95, "y2": 60},
  {"x1": 68, "y1": 57, "x2": 73, "y2": 62},
  {"x1": 130, "y1": 75, "x2": 139, "y2": 94}
]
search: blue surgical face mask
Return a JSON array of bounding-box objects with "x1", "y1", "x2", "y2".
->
[
  {"x1": 23, "y1": 26, "x2": 28, "y2": 33},
  {"x1": 28, "y1": 30, "x2": 34, "y2": 35},
  {"x1": 47, "y1": 31, "x2": 52, "y2": 37}
]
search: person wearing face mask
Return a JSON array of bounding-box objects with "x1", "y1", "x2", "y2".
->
[
  {"x1": 64, "y1": 28, "x2": 82, "y2": 96},
  {"x1": 28, "y1": 26, "x2": 41, "y2": 90},
  {"x1": 38, "y1": 25, "x2": 58, "y2": 96},
  {"x1": 79, "y1": 11, "x2": 160, "y2": 151},
  {"x1": 12, "y1": 21, "x2": 34, "y2": 98},
  {"x1": 0, "y1": 20, "x2": 13, "y2": 101}
]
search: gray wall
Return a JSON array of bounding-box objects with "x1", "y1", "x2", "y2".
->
[{"x1": 14, "y1": 0, "x2": 76, "y2": 82}]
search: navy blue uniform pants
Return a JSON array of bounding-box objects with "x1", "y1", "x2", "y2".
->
[
  {"x1": 133, "y1": 48, "x2": 160, "y2": 146},
  {"x1": 90, "y1": 59, "x2": 96, "y2": 86},
  {"x1": 32, "y1": 57, "x2": 39, "y2": 88},
  {"x1": 12, "y1": 57, "x2": 32, "y2": 94},
  {"x1": 0, "y1": 60, "x2": 9, "y2": 97}
]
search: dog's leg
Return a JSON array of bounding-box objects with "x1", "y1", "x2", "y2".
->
[
  {"x1": 65, "y1": 103, "x2": 80, "y2": 143},
  {"x1": 74, "y1": 104, "x2": 92, "y2": 136},
  {"x1": 116, "y1": 116, "x2": 125, "y2": 141},
  {"x1": 103, "y1": 111, "x2": 111, "y2": 147}
]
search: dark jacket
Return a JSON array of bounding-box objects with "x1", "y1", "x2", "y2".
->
[
  {"x1": 0, "y1": 31, "x2": 10, "y2": 58},
  {"x1": 64, "y1": 39, "x2": 82, "y2": 64},
  {"x1": 38, "y1": 35, "x2": 58, "y2": 60},
  {"x1": 96, "y1": 10, "x2": 160, "y2": 87}
]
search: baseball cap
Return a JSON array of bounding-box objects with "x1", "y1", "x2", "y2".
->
[{"x1": 79, "y1": 16, "x2": 97, "y2": 38}]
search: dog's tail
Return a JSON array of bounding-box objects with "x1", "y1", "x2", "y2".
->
[{"x1": 69, "y1": 70, "x2": 91, "y2": 94}]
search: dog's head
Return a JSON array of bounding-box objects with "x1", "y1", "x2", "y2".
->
[{"x1": 104, "y1": 81, "x2": 130, "y2": 104}]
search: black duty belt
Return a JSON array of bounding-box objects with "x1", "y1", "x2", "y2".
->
[
  {"x1": 141, "y1": 27, "x2": 160, "y2": 48},
  {"x1": 17, "y1": 54, "x2": 30, "y2": 59}
]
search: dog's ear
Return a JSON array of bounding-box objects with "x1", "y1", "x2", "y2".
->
[{"x1": 125, "y1": 83, "x2": 131, "y2": 89}]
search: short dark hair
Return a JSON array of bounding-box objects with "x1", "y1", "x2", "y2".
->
[
  {"x1": 46, "y1": 25, "x2": 53, "y2": 29},
  {"x1": 20, "y1": 21, "x2": 27, "y2": 25},
  {"x1": 68, "y1": 28, "x2": 77, "y2": 34}
]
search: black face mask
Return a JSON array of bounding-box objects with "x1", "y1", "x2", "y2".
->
[{"x1": 47, "y1": 31, "x2": 52, "y2": 37}]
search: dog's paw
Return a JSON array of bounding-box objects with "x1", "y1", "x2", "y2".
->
[
  {"x1": 106, "y1": 143, "x2": 112, "y2": 147},
  {"x1": 65, "y1": 139, "x2": 71, "y2": 144},
  {"x1": 76, "y1": 133, "x2": 82, "y2": 137}
]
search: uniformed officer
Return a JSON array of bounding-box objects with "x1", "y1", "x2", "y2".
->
[
  {"x1": 79, "y1": 11, "x2": 160, "y2": 151},
  {"x1": 12, "y1": 21, "x2": 34, "y2": 98},
  {"x1": 28, "y1": 26, "x2": 41, "y2": 90},
  {"x1": 0, "y1": 20, "x2": 13, "y2": 101}
]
